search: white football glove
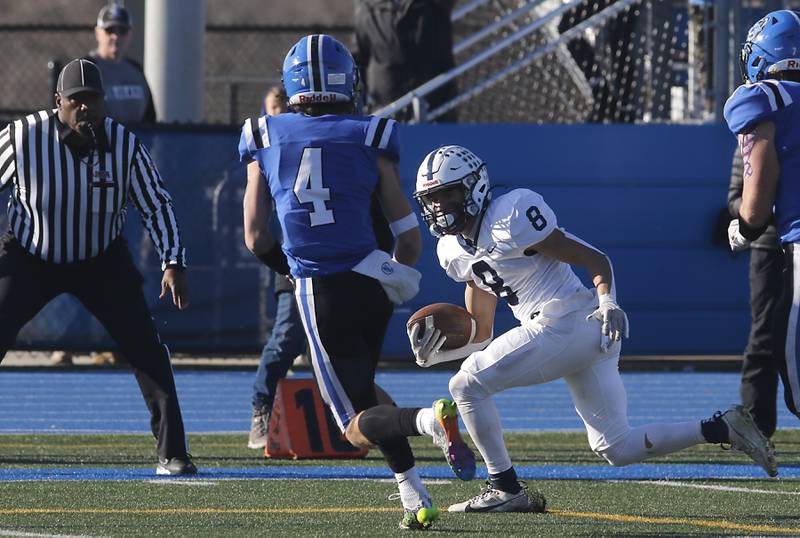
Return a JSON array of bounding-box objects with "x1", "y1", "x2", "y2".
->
[
  {"x1": 587, "y1": 294, "x2": 629, "y2": 352},
  {"x1": 408, "y1": 320, "x2": 447, "y2": 367},
  {"x1": 407, "y1": 317, "x2": 491, "y2": 368},
  {"x1": 728, "y1": 219, "x2": 751, "y2": 252}
]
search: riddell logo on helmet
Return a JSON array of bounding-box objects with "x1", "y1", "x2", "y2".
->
[
  {"x1": 422, "y1": 180, "x2": 439, "y2": 187},
  {"x1": 298, "y1": 93, "x2": 337, "y2": 103}
]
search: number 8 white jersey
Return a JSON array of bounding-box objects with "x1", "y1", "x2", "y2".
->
[{"x1": 436, "y1": 189, "x2": 591, "y2": 322}]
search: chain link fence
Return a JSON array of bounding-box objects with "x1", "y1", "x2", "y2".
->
[{"x1": 0, "y1": 2, "x2": 799, "y2": 125}]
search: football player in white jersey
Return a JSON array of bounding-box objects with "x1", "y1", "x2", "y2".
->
[{"x1": 409, "y1": 145, "x2": 778, "y2": 513}]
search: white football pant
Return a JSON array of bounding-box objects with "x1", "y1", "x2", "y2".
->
[{"x1": 449, "y1": 305, "x2": 705, "y2": 474}]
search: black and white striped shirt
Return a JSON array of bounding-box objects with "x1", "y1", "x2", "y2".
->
[{"x1": 0, "y1": 109, "x2": 185, "y2": 268}]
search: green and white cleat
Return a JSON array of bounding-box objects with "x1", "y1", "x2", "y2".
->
[
  {"x1": 399, "y1": 506, "x2": 440, "y2": 530},
  {"x1": 432, "y1": 398, "x2": 476, "y2": 481}
]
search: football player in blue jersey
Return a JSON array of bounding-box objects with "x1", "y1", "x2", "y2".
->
[
  {"x1": 725, "y1": 10, "x2": 800, "y2": 424},
  {"x1": 238, "y1": 35, "x2": 475, "y2": 530}
]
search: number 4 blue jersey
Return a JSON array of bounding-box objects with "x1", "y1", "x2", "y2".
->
[
  {"x1": 238, "y1": 113, "x2": 399, "y2": 277},
  {"x1": 724, "y1": 80, "x2": 800, "y2": 243}
]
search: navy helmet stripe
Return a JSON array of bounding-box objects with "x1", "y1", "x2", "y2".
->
[{"x1": 310, "y1": 35, "x2": 322, "y2": 92}]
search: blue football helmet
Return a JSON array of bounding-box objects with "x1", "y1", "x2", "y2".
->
[
  {"x1": 282, "y1": 34, "x2": 358, "y2": 105},
  {"x1": 741, "y1": 10, "x2": 800, "y2": 83}
]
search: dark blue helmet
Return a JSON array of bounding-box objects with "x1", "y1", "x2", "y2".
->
[
  {"x1": 741, "y1": 10, "x2": 800, "y2": 83},
  {"x1": 282, "y1": 34, "x2": 358, "y2": 106}
]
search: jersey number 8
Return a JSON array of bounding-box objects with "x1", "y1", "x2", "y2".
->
[{"x1": 294, "y1": 147, "x2": 335, "y2": 226}]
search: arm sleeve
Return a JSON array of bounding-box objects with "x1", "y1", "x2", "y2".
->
[
  {"x1": 129, "y1": 140, "x2": 187, "y2": 270},
  {"x1": 727, "y1": 148, "x2": 744, "y2": 218},
  {"x1": 724, "y1": 83, "x2": 780, "y2": 134},
  {"x1": 0, "y1": 125, "x2": 15, "y2": 191},
  {"x1": 508, "y1": 190, "x2": 559, "y2": 249}
]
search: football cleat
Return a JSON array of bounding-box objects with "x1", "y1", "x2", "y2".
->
[
  {"x1": 448, "y1": 481, "x2": 546, "y2": 513},
  {"x1": 399, "y1": 506, "x2": 440, "y2": 530},
  {"x1": 248, "y1": 407, "x2": 270, "y2": 450},
  {"x1": 156, "y1": 455, "x2": 198, "y2": 476},
  {"x1": 432, "y1": 398, "x2": 476, "y2": 481},
  {"x1": 721, "y1": 405, "x2": 778, "y2": 477}
]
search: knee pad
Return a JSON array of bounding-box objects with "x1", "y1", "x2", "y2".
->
[{"x1": 449, "y1": 370, "x2": 490, "y2": 404}]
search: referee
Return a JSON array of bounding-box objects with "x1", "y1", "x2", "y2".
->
[{"x1": 0, "y1": 59, "x2": 195, "y2": 475}]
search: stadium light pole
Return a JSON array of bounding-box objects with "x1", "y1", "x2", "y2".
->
[{"x1": 144, "y1": 0, "x2": 205, "y2": 123}]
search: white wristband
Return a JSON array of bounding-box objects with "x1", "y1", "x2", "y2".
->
[
  {"x1": 389, "y1": 213, "x2": 419, "y2": 237},
  {"x1": 598, "y1": 292, "x2": 616, "y2": 306}
]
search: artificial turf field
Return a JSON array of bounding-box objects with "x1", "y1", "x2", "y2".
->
[{"x1": 0, "y1": 430, "x2": 798, "y2": 536}]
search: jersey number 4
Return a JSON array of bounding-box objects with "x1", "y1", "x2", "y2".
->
[{"x1": 294, "y1": 147, "x2": 335, "y2": 226}]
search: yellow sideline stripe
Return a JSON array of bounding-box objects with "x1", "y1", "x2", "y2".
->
[
  {"x1": 2, "y1": 507, "x2": 797, "y2": 534},
  {"x1": 549, "y1": 509, "x2": 800, "y2": 535},
  {"x1": 0, "y1": 508, "x2": 399, "y2": 515}
]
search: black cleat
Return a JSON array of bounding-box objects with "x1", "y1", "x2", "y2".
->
[{"x1": 156, "y1": 455, "x2": 198, "y2": 476}]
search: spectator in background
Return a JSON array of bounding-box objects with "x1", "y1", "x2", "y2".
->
[
  {"x1": 88, "y1": 3, "x2": 155, "y2": 125},
  {"x1": 353, "y1": 0, "x2": 457, "y2": 121},
  {"x1": 728, "y1": 149, "x2": 783, "y2": 438},
  {"x1": 51, "y1": 3, "x2": 156, "y2": 367},
  {"x1": 248, "y1": 86, "x2": 307, "y2": 450}
]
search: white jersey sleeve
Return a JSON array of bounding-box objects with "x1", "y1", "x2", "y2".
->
[
  {"x1": 505, "y1": 189, "x2": 558, "y2": 251},
  {"x1": 436, "y1": 236, "x2": 472, "y2": 282}
]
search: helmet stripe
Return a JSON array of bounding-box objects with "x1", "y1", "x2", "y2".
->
[
  {"x1": 787, "y1": 10, "x2": 800, "y2": 27},
  {"x1": 309, "y1": 35, "x2": 322, "y2": 92},
  {"x1": 426, "y1": 149, "x2": 435, "y2": 181},
  {"x1": 317, "y1": 34, "x2": 326, "y2": 92}
]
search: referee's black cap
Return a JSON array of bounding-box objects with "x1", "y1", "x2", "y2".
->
[
  {"x1": 57, "y1": 59, "x2": 105, "y2": 97},
  {"x1": 97, "y1": 4, "x2": 132, "y2": 29}
]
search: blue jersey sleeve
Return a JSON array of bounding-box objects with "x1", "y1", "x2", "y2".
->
[
  {"x1": 363, "y1": 116, "x2": 399, "y2": 162},
  {"x1": 238, "y1": 116, "x2": 271, "y2": 162},
  {"x1": 724, "y1": 83, "x2": 781, "y2": 134}
]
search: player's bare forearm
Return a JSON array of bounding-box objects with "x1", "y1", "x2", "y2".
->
[
  {"x1": 394, "y1": 228, "x2": 422, "y2": 266},
  {"x1": 739, "y1": 122, "x2": 779, "y2": 229},
  {"x1": 377, "y1": 156, "x2": 421, "y2": 265},
  {"x1": 243, "y1": 161, "x2": 276, "y2": 254},
  {"x1": 465, "y1": 281, "x2": 496, "y2": 341},
  {"x1": 533, "y1": 229, "x2": 613, "y2": 296}
]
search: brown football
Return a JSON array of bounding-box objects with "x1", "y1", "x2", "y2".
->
[{"x1": 406, "y1": 303, "x2": 475, "y2": 350}]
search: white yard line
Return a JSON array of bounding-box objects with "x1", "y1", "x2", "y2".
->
[
  {"x1": 144, "y1": 479, "x2": 218, "y2": 486},
  {"x1": 619, "y1": 480, "x2": 800, "y2": 496},
  {"x1": 0, "y1": 530, "x2": 100, "y2": 538}
]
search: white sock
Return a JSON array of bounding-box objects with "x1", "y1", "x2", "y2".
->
[
  {"x1": 415, "y1": 407, "x2": 436, "y2": 437},
  {"x1": 395, "y1": 466, "x2": 430, "y2": 510}
]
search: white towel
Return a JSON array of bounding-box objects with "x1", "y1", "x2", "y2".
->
[{"x1": 352, "y1": 250, "x2": 421, "y2": 305}]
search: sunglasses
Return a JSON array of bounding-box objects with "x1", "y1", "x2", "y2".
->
[{"x1": 104, "y1": 26, "x2": 130, "y2": 36}]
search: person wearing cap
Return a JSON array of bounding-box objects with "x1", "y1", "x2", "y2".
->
[
  {"x1": 87, "y1": 3, "x2": 155, "y2": 125},
  {"x1": 0, "y1": 58, "x2": 195, "y2": 475},
  {"x1": 53, "y1": 3, "x2": 158, "y2": 367}
]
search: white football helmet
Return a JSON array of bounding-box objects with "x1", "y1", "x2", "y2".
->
[{"x1": 414, "y1": 145, "x2": 490, "y2": 237}]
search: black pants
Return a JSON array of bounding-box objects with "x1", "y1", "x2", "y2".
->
[
  {"x1": 741, "y1": 247, "x2": 784, "y2": 437},
  {"x1": 293, "y1": 271, "x2": 393, "y2": 431},
  {"x1": 773, "y1": 243, "x2": 800, "y2": 420},
  {"x1": 0, "y1": 232, "x2": 188, "y2": 460}
]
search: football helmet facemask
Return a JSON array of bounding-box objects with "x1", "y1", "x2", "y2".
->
[
  {"x1": 414, "y1": 145, "x2": 490, "y2": 237},
  {"x1": 282, "y1": 34, "x2": 358, "y2": 105},
  {"x1": 740, "y1": 10, "x2": 800, "y2": 83}
]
